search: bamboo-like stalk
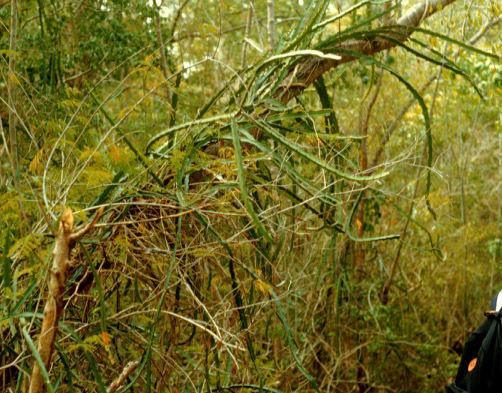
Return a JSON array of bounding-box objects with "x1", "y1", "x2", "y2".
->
[
  {"x1": 28, "y1": 208, "x2": 103, "y2": 393},
  {"x1": 154, "y1": 1, "x2": 172, "y2": 105},
  {"x1": 266, "y1": 0, "x2": 276, "y2": 50},
  {"x1": 241, "y1": 0, "x2": 254, "y2": 67},
  {"x1": 8, "y1": 0, "x2": 18, "y2": 175}
]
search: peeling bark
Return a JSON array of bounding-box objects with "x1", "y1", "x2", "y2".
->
[
  {"x1": 277, "y1": 0, "x2": 458, "y2": 104},
  {"x1": 28, "y1": 208, "x2": 103, "y2": 393}
]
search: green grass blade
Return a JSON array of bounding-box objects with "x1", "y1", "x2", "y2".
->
[
  {"x1": 252, "y1": 117, "x2": 388, "y2": 181},
  {"x1": 12, "y1": 278, "x2": 37, "y2": 314},
  {"x1": 221, "y1": 384, "x2": 283, "y2": 393},
  {"x1": 313, "y1": 75, "x2": 339, "y2": 133},
  {"x1": 2, "y1": 230, "x2": 12, "y2": 289},
  {"x1": 147, "y1": 112, "x2": 238, "y2": 153},
  {"x1": 268, "y1": 288, "x2": 319, "y2": 392},
  {"x1": 22, "y1": 326, "x2": 56, "y2": 393},
  {"x1": 413, "y1": 26, "x2": 499, "y2": 59},
  {"x1": 231, "y1": 121, "x2": 273, "y2": 243}
]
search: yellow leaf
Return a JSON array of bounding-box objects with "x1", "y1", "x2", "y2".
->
[
  {"x1": 29, "y1": 148, "x2": 44, "y2": 175},
  {"x1": 0, "y1": 49, "x2": 17, "y2": 57},
  {"x1": 109, "y1": 145, "x2": 121, "y2": 163},
  {"x1": 8, "y1": 71, "x2": 19, "y2": 85},
  {"x1": 143, "y1": 54, "x2": 155, "y2": 65},
  {"x1": 14, "y1": 265, "x2": 38, "y2": 280},
  {"x1": 355, "y1": 217, "x2": 363, "y2": 232},
  {"x1": 255, "y1": 279, "x2": 272, "y2": 296}
]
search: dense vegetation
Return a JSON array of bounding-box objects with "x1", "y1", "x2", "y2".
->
[{"x1": 0, "y1": 1, "x2": 500, "y2": 392}]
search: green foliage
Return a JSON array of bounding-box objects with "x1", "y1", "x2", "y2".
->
[{"x1": 1, "y1": 0, "x2": 501, "y2": 392}]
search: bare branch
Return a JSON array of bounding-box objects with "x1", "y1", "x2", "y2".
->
[
  {"x1": 106, "y1": 361, "x2": 140, "y2": 393},
  {"x1": 70, "y1": 207, "x2": 104, "y2": 241}
]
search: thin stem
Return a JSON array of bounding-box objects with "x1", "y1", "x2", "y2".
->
[
  {"x1": 8, "y1": 0, "x2": 18, "y2": 177},
  {"x1": 154, "y1": 1, "x2": 173, "y2": 106},
  {"x1": 241, "y1": 1, "x2": 254, "y2": 67},
  {"x1": 267, "y1": 0, "x2": 276, "y2": 50}
]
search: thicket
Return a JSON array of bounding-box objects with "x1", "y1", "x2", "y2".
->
[{"x1": 0, "y1": 1, "x2": 501, "y2": 392}]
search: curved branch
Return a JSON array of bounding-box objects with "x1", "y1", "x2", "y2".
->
[{"x1": 278, "y1": 0, "x2": 458, "y2": 103}]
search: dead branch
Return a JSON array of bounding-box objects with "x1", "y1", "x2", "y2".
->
[
  {"x1": 28, "y1": 207, "x2": 103, "y2": 393},
  {"x1": 106, "y1": 360, "x2": 140, "y2": 393}
]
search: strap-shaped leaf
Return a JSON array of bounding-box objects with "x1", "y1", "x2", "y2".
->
[{"x1": 231, "y1": 120, "x2": 273, "y2": 243}]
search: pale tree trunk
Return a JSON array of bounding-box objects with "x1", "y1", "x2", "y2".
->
[{"x1": 28, "y1": 208, "x2": 103, "y2": 393}]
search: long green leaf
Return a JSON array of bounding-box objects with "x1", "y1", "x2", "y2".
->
[
  {"x1": 227, "y1": 128, "x2": 342, "y2": 206},
  {"x1": 268, "y1": 288, "x2": 320, "y2": 391},
  {"x1": 413, "y1": 26, "x2": 499, "y2": 59},
  {"x1": 263, "y1": 49, "x2": 341, "y2": 65},
  {"x1": 2, "y1": 230, "x2": 12, "y2": 291},
  {"x1": 314, "y1": 75, "x2": 339, "y2": 133},
  {"x1": 22, "y1": 327, "x2": 55, "y2": 393},
  {"x1": 252, "y1": 117, "x2": 388, "y2": 181},
  {"x1": 313, "y1": 1, "x2": 370, "y2": 30},
  {"x1": 147, "y1": 112, "x2": 238, "y2": 153},
  {"x1": 333, "y1": 48, "x2": 436, "y2": 215},
  {"x1": 379, "y1": 33, "x2": 482, "y2": 97},
  {"x1": 231, "y1": 121, "x2": 273, "y2": 242}
]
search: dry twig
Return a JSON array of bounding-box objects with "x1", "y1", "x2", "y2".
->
[{"x1": 106, "y1": 360, "x2": 140, "y2": 393}]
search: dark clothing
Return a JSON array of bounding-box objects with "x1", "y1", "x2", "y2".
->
[{"x1": 446, "y1": 291, "x2": 502, "y2": 393}]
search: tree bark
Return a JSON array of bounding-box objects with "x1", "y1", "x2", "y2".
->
[
  {"x1": 277, "y1": 0, "x2": 458, "y2": 104},
  {"x1": 29, "y1": 208, "x2": 103, "y2": 393}
]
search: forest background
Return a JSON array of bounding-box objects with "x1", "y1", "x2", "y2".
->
[{"x1": 0, "y1": 0, "x2": 501, "y2": 392}]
